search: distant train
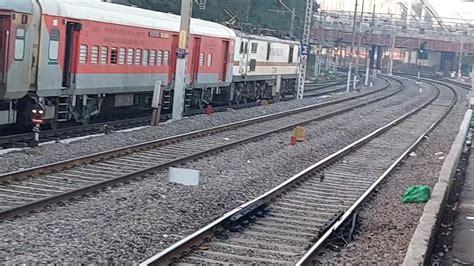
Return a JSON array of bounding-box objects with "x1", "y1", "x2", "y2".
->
[{"x1": 0, "y1": 0, "x2": 300, "y2": 127}]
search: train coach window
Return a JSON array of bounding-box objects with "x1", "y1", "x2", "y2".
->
[
  {"x1": 119, "y1": 48, "x2": 126, "y2": 65},
  {"x1": 101, "y1": 47, "x2": 108, "y2": 65},
  {"x1": 91, "y1": 46, "x2": 99, "y2": 64},
  {"x1": 110, "y1": 48, "x2": 118, "y2": 64},
  {"x1": 48, "y1": 29, "x2": 60, "y2": 61},
  {"x1": 207, "y1": 53, "x2": 213, "y2": 67},
  {"x1": 79, "y1": 45, "x2": 88, "y2": 64},
  {"x1": 199, "y1": 52, "x2": 205, "y2": 67},
  {"x1": 127, "y1": 48, "x2": 134, "y2": 65},
  {"x1": 14, "y1": 28, "x2": 26, "y2": 60},
  {"x1": 150, "y1": 50, "x2": 156, "y2": 65},
  {"x1": 135, "y1": 49, "x2": 142, "y2": 65},
  {"x1": 157, "y1": 50, "x2": 163, "y2": 66},
  {"x1": 251, "y1": 43, "x2": 258, "y2": 53},
  {"x1": 163, "y1": 50, "x2": 170, "y2": 65},
  {"x1": 143, "y1": 49, "x2": 149, "y2": 66}
]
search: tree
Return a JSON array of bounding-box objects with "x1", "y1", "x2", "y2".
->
[{"x1": 125, "y1": 0, "x2": 312, "y2": 37}]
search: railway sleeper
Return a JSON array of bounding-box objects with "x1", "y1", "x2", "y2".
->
[{"x1": 222, "y1": 200, "x2": 269, "y2": 232}]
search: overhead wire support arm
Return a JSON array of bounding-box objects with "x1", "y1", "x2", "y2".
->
[{"x1": 296, "y1": 0, "x2": 314, "y2": 100}]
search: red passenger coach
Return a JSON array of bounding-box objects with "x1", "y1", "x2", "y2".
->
[
  {"x1": 36, "y1": 0, "x2": 235, "y2": 125},
  {"x1": 0, "y1": 0, "x2": 298, "y2": 128},
  {"x1": 0, "y1": 0, "x2": 236, "y2": 126}
]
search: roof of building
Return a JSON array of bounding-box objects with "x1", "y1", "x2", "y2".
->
[{"x1": 38, "y1": 0, "x2": 236, "y2": 39}]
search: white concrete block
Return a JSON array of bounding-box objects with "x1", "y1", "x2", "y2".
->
[{"x1": 169, "y1": 167, "x2": 200, "y2": 186}]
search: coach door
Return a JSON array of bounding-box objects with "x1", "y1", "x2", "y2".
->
[
  {"x1": 190, "y1": 37, "x2": 201, "y2": 84},
  {"x1": 0, "y1": 14, "x2": 11, "y2": 87},
  {"x1": 220, "y1": 41, "x2": 229, "y2": 82},
  {"x1": 62, "y1": 22, "x2": 81, "y2": 88}
]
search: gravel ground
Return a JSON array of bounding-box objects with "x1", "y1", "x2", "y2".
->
[
  {"x1": 0, "y1": 78, "x2": 436, "y2": 264},
  {"x1": 315, "y1": 83, "x2": 468, "y2": 264},
  {"x1": 0, "y1": 79, "x2": 385, "y2": 174}
]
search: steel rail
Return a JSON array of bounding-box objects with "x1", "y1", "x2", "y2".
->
[
  {"x1": 0, "y1": 79, "x2": 399, "y2": 220},
  {"x1": 0, "y1": 79, "x2": 348, "y2": 148},
  {"x1": 140, "y1": 76, "x2": 454, "y2": 265},
  {"x1": 296, "y1": 77, "x2": 459, "y2": 265},
  {"x1": 0, "y1": 78, "x2": 390, "y2": 183}
]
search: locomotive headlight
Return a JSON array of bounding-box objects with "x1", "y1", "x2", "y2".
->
[
  {"x1": 32, "y1": 109, "x2": 38, "y2": 114},
  {"x1": 38, "y1": 110, "x2": 44, "y2": 115}
]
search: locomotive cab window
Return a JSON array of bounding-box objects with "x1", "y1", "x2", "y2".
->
[
  {"x1": 14, "y1": 28, "x2": 26, "y2": 60},
  {"x1": 266, "y1": 43, "x2": 271, "y2": 61},
  {"x1": 48, "y1": 29, "x2": 60, "y2": 61},
  {"x1": 251, "y1": 43, "x2": 258, "y2": 53},
  {"x1": 289, "y1": 45, "x2": 294, "y2": 63},
  {"x1": 239, "y1": 41, "x2": 244, "y2": 54}
]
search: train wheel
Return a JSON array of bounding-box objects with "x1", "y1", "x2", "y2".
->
[{"x1": 233, "y1": 93, "x2": 242, "y2": 105}]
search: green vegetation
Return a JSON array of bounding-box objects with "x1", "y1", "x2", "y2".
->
[{"x1": 126, "y1": 0, "x2": 317, "y2": 37}]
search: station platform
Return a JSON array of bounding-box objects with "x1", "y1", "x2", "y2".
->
[{"x1": 444, "y1": 148, "x2": 474, "y2": 264}]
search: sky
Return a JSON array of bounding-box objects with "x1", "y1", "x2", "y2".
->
[{"x1": 424, "y1": 0, "x2": 474, "y2": 20}]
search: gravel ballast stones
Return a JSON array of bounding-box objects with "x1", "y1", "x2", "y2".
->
[
  {"x1": 315, "y1": 83, "x2": 467, "y2": 264},
  {"x1": 0, "y1": 80, "x2": 386, "y2": 174},
  {"x1": 0, "y1": 79, "x2": 453, "y2": 264}
]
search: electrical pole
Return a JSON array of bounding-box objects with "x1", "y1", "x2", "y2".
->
[
  {"x1": 365, "y1": 3, "x2": 375, "y2": 87},
  {"x1": 458, "y1": 37, "x2": 464, "y2": 80},
  {"x1": 290, "y1": 8, "x2": 296, "y2": 37},
  {"x1": 353, "y1": 0, "x2": 365, "y2": 90},
  {"x1": 346, "y1": 0, "x2": 358, "y2": 92},
  {"x1": 296, "y1": 0, "x2": 314, "y2": 99},
  {"x1": 172, "y1": 0, "x2": 193, "y2": 121},
  {"x1": 389, "y1": 35, "x2": 396, "y2": 75}
]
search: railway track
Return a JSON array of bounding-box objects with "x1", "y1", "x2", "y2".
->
[
  {"x1": 0, "y1": 77, "x2": 397, "y2": 219},
  {"x1": 0, "y1": 80, "x2": 347, "y2": 149},
  {"x1": 438, "y1": 78, "x2": 470, "y2": 90},
  {"x1": 140, "y1": 78, "x2": 457, "y2": 265}
]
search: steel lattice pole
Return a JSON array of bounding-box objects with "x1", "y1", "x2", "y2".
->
[{"x1": 296, "y1": 0, "x2": 314, "y2": 100}]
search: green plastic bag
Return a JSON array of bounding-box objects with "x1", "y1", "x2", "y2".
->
[{"x1": 402, "y1": 186, "x2": 431, "y2": 203}]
